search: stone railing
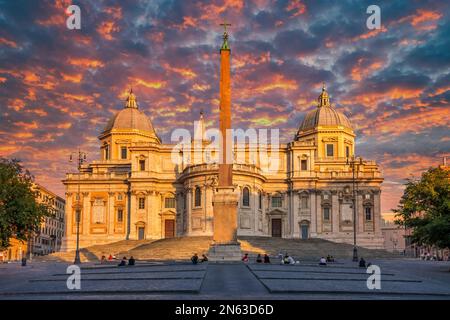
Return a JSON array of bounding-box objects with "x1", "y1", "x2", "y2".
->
[
  {"x1": 291, "y1": 170, "x2": 381, "y2": 179},
  {"x1": 181, "y1": 163, "x2": 262, "y2": 176},
  {"x1": 65, "y1": 172, "x2": 129, "y2": 180},
  {"x1": 314, "y1": 157, "x2": 377, "y2": 165}
]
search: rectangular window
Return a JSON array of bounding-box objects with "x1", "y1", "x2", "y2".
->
[
  {"x1": 345, "y1": 146, "x2": 350, "y2": 158},
  {"x1": 139, "y1": 160, "x2": 145, "y2": 171},
  {"x1": 271, "y1": 196, "x2": 282, "y2": 208},
  {"x1": 117, "y1": 209, "x2": 123, "y2": 222},
  {"x1": 121, "y1": 147, "x2": 127, "y2": 159},
  {"x1": 105, "y1": 145, "x2": 109, "y2": 160},
  {"x1": 165, "y1": 197, "x2": 176, "y2": 208},
  {"x1": 326, "y1": 144, "x2": 334, "y2": 157},
  {"x1": 301, "y1": 196, "x2": 308, "y2": 209},
  {"x1": 118, "y1": 194, "x2": 123, "y2": 201},
  {"x1": 323, "y1": 207, "x2": 330, "y2": 221},
  {"x1": 138, "y1": 197, "x2": 145, "y2": 209},
  {"x1": 365, "y1": 207, "x2": 372, "y2": 221},
  {"x1": 301, "y1": 159, "x2": 307, "y2": 171}
]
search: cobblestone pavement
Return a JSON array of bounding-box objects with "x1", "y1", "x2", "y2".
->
[{"x1": 0, "y1": 258, "x2": 449, "y2": 300}]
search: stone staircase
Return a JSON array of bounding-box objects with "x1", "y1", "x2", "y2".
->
[
  {"x1": 33, "y1": 239, "x2": 154, "y2": 263},
  {"x1": 37, "y1": 236, "x2": 397, "y2": 263},
  {"x1": 238, "y1": 236, "x2": 396, "y2": 260}
]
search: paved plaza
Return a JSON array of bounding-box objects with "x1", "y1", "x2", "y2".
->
[{"x1": 0, "y1": 258, "x2": 449, "y2": 300}]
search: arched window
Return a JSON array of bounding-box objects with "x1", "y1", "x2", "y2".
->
[
  {"x1": 194, "y1": 187, "x2": 201, "y2": 207},
  {"x1": 242, "y1": 187, "x2": 250, "y2": 207}
]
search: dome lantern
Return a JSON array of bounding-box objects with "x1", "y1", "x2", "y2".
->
[{"x1": 295, "y1": 84, "x2": 353, "y2": 139}]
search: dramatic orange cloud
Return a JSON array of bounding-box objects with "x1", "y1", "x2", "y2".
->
[
  {"x1": 350, "y1": 59, "x2": 384, "y2": 81},
  {"x1": 399, "y1": 9, "x2": 442, "y2": 31},
  {"x1": 163, "y1": 63, "x2": 197, "y2": 78},
  {"x1": 16, "y1": 121, "x2": 38, "y2": 129},
  {"x1": 97, "y1": 21, "x2": 120, "y2": 40},
  {"x1": 131, "y1": 78, "x2": 167, "y2": 89},
  {"x1": 67, "y1": 58, "x2": 105, "y2": 68},
  {"x1": 286, "y1": 0, "x2": 306, "y2": 17},
  {"x1": 61, "y1": 72, "x2": 83, "y2": 83},
  {"x1": 352, "y1": 27, "x2": 388, "y2": 41},
  {"x1": 0, "y1": 37, "x2": 18, "y2": 48}
]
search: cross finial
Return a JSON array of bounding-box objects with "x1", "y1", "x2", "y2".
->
[
  {"x1": 220, "y1": 19, "x2": 231, "y2": 33},
  {"x1": 219, "y1": 19, "x2": 231, "y2": 50}
]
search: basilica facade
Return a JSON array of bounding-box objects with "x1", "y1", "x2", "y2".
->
[{"x1": 62, "y1": 83, "x2": 384, "y2": 251}]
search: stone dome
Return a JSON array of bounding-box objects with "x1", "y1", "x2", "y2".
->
[
  {"x1": 101, "y1": 90, "x2": 158, "y2": 138},
  {"x1": 297, "y1": 85, "x2": 352, "y2": 133}
]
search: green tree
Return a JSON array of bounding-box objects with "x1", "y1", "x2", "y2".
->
[
  {"x1": 394, "y1": 167, "x2": 450, "y2": 249},
  {"x1": 0, "y1": 158, "x2": 53, "y2": 249}
]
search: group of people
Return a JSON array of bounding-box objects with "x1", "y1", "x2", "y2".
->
[
  {"x1": 191, "y1": 253, "x2": 208, "y2": 264},
  {"x1": 420, "y1": 252, "x2": 439, "y2": 261},
  {"x1": 242, "y1": 253, "x2": 271, "y2": 263},
  {"x1": 117, "y1": 256, "x2": 135, "y2": 266},
  {"x1": 319, "y1": 255, "x2": 336, "y2": 265},
  {"x1": 100, "y1": 254, "x2": 136, "y2": 266}
]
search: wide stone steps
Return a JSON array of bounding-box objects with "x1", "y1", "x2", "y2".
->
[{"x1": 38, "y1": 236, "x2": 397, "y2": 262}]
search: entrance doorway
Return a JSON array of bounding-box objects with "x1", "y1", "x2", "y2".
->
[
  {"x1": 138, "y1": 227, "x2": 145, "y2": 240},
  {"x1": 301, "y1": 224, "x2": 309, "y2": 239},
  {"x1": 271, "y1": 218, "x2": 282, "y2": 237},
  {"x1": 164, "y1": 219, "x2": 175, "y2": 238}
]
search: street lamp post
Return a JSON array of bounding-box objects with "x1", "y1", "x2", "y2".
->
[
  {"x1": 347, "y1": 155, "x2": 363, "y2": 262},
  {"x1": 69, "y1": 150, "x2": 87, "y2": 264}
]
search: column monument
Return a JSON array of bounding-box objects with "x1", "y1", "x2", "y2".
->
[{"x1": 208, "y1": 21, "x2": 242, "y2": 261}]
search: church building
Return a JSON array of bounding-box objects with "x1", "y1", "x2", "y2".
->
[{"x1": 62, "y1": 39, "x2": 384, "y2": 252}]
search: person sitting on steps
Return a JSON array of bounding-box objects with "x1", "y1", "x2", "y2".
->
[
  {"x1": 319, "y1": 257, "x2": 327, "y2": 266},
  {"x1": 118, "y1": 256, "x2": 127, "y2": 267},
  {"x1": 283, "y1": 254, "x2": 295, "y2": 265},
  {"x1": 256, "y1": 254, "x2": 262, "y2": 263},
  {"x1": 128, "y1": 256, "x2": 135, "y2": 266},
  {"x1": 263, "y1": 254, "x2": 271, "y2": 263},
  {"x1": 200, "y1": 254, "x2": 208, "y2": 263},
  {"x1": 359, "y1": 257, "x2": 366, "y2": 268},
  {"x1": 242, "y1": 253, "x2": 249, "y2": 263},
  {"x1": 191, "y1": 253, "x2": 199, "y2": 265}
]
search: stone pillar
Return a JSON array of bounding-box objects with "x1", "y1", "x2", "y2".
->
[
  {"x1": 108, "y1": 192, "x2": 115, "y2": 236},
  {"x1": 310, "y1": 191, "x2": 317, "y2": 237},
  {"x1": 129, "y1": 192, "x2": 137, "y2": 239},
  {"x1": 316, "y1": 191, "x2": 322, "y2": 234},
  {"x1": 358, "y1": 193, "x2": 364, "y2": 234},
  {"x1": 374, "y1": 190, "x2": 381, "y2": 236},
  {"x1": 82, "y1": 192, "x2": 90, "y2": 236},
  {"x1": 332, "y1": 191, "x2": 339, "y2": 234},
  {"x1": 292, "y1": 191, "x2": 299, "y2": 238},
  {"x1": 62, "y1": 192, "x2": 73, "y2": 252}
]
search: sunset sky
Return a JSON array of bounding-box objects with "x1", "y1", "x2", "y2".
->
[{"x1": 0, "y1": 0, "x2": 449, "y2": 214}]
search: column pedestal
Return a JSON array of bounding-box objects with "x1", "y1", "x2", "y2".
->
[{"x1": 208, "y1": 186, "x2": 241, "y2": 261}]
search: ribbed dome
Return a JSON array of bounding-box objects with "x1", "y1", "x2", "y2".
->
[
  {"x1": 297, "y1": 85, "x2": 352, "y2": 133},
  {"x1": 101, "y1": 90, "x2": 158, "y2": 139},
  {"x1": 102, "y1": 107, "x2": 155, "y2": 133}
]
